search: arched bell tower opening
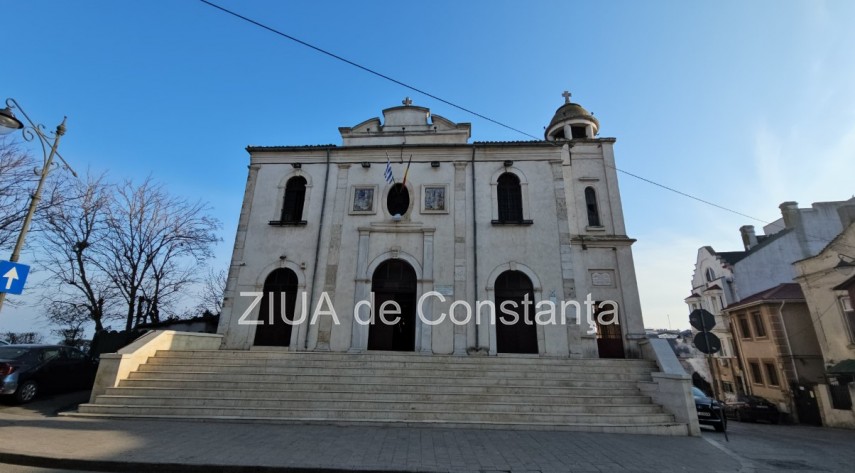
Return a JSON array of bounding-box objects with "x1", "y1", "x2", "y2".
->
[{"x1": 368, "y1": 259, "x2": 417, "y2": 351}]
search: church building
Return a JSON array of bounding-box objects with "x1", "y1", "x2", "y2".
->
[
  {"x1": 217, "y1": 93, "x2": 647, "y2": 359},
  {"x1": 82, "y1": 94, "x2": 694, "y2": 435}
]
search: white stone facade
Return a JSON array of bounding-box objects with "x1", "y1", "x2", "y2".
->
[{"x1": 217, "y1": 99, "x2": 646, "y2": 358}]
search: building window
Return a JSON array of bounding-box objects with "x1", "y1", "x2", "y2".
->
[
  {"x1": 722, "y1": 381, "x2": 735, "y2": 394},
  {"x1": 386, "y1": 183, "x2": 410, "y2": 216},
  {"x1": 829, "y1": 378, "x2": 853, "y2": 410},
  {"x1": 751, "y1": 311, "x2": 767, "y2": 338},
  {"x1": 738, "y1": 315, "x2": 752, "y2": 339},
  {"x1": 497, "y1": 173, "x2": 523, "y2": 222},
  {"x1": 280, "y1": 176, "x2": 307, "y2": 223},
  {"x1": 841, "y1": 296, "x2": 855, "y2": 343},
  {"x1": 584, "y1": 187, "x2": 601, "y2": 227},
  {"x1": 764, "y1": 362, "x2": 780, "y2": 386},
  {"x1": 705, "y1": 268, "x2": 716, "y2": 283},
  {"x1": 749, "y1": 361, "x2": 764, "y2": 385}
]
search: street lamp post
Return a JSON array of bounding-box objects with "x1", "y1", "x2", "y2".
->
[{"x1": 0, "y1": 98, "x2": 77, "y2": 314}]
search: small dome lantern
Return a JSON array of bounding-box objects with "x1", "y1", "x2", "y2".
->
[{"x1": 545, "y1": 91, "x2": 599, "y2": 141}]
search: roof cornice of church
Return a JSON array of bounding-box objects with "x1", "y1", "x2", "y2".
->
[{"x1": 246, "y1": 137, "x2": 617, "y2": 153}]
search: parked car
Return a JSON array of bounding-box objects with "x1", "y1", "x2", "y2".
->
[
  {"x1": 693, "y1": 386, "x2": 727, "y2": 432},
  {"x1": 0, "y1": 345, "x2": 98, "y2": 403},
  {"x1": 725, "y1": 395, "x2": 781, "y2": 424}
]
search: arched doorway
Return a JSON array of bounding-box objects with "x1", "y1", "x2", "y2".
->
[
  {"x1": 495, "y1": 270, "x2": 538, "y2": 354},
  {"x1": 368, "y1": 259, "x2": 417, "y2": 351},
  {"x1": 254, "y1": 268, "x2": 298, "y2": 347}
]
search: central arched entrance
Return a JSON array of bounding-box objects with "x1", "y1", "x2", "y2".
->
[
  {"x1": 495, "y1": 270, "x2": 538, "y2": 354},
  {"x1": 368, "y1": 259, "x2": 417, "y2": 351},
  {"x1": 254, "y1": 268, "x2": 298, "y2": 347}
]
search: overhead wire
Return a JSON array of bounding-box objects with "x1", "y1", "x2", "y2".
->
[{"x1": 198, "y1": 0, "x2": 855, "y2": 254}]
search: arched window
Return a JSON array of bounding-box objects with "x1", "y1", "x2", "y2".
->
[
  {"x1": 281, "y1": 176, "x2": 307, "y2": 223},
  {"x1": 705, "y1": 268, "x2": 716, "y2": 283},
  {"x1": 387, "y1": 183, "x2": 409, "y2": 216},
  {"x1": 497, "y1": 173, "x2": 523, "y2": 222},
  {"x1": 585, "y1": 187, "x2": 601, "y2": 227}
]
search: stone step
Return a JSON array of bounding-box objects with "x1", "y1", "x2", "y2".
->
[
  {"x1": 147, "y1": 355, "x2": 651, "y2": 374},
  {"x1": 93, "y1": 395, "x2": 665, "y2": 415},
  {"x1": 117, "y1": 378, "x2": 642, "y2": 396},
  {"x1": 77, "y1": 404, "x2": 676, "y2": 424},
  {"x1": 76, "y1": 349, "x2": 686, "y2": 435},
  {"x1": 126, "y1": 370, "x2": 647, "y2": 387},
  {"x1": 153, "y1": 350, "x2": 655, "y2": 367},
  {"x1": 135, "y1": 363, "x2": 652, "y2": 380},
  {"x1": 63, "y1": 411, "x2": 688, "y2": 435},
  {"x1": 103, "y1": 387, "x2": 653, "y2": 405}
]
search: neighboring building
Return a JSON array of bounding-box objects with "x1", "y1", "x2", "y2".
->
[
  {"x1": 794, "y1": 215, "x2": 855, "y2": 429},
  {"x1": 723, "y1": 283, "x2": 825, "y2": 424},
  {"x1": 217, "y1": 96, "x2": 648, "y2": 358},
  {"x1": 686, "y1": 199, "x2": 855, "y2": 402}
]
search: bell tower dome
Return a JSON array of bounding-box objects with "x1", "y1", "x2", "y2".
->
[{"x1": 545, "y1": 91, "x2": 599, "y2": 141}]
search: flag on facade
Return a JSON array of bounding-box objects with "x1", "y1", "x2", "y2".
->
[
  {"x1": 401, "y1": 154, "x2": 413, "y2": 187},
  {"x1": 384, "y1": 156, "x2": 395, "y2": 184}
]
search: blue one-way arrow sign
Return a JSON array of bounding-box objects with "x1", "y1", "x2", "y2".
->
[{"x1": 0, "y1": 260, "x2": 30, "y2": 295}]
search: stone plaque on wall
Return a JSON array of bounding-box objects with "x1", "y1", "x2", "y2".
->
[
  {"x1": 435, "y1": 285, "x2": 454, "y2": 296},
  {"x1": 590, "y1": 270, "x2": 614, "y2": 287}
]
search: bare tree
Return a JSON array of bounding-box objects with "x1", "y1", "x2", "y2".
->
[
  {"x1": 1, "y1": 138, "x2": 74, "y2": 253},
  {"x1": 40, "y1": 175, "x2": 117, "y2": 331},
  {"x1": 40, "y1": 175, "x2": 221, "y2": 334},
  {"x1": 0, "y1": 139, "x2": 36, "y2": 251},
  {"x1": 47, "y1": 303, "x2": 90, "y2": 349},
  {"x1": 3, "y1": 332, "x2": 44, "y2": 344},
  {"x1": 197, "y1": 267, "x2": 227, "y2": 316},
  {"x1": 101, "y1": 178, "x2": 221, "y2": 330}
]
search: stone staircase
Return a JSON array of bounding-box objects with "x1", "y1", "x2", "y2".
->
[{"x1": 74, "y1": 350, "x2": 688, "y2": 435}]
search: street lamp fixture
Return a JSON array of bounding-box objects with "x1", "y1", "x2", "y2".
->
[
  {"x1": 0, "y1": 107, "x2": 24, "y2": 135},
  {"x1": 0, "y1": 98, "x2": 78, "y2": 314}
]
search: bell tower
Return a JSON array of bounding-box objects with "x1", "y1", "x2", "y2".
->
[{"x1": 545, "y1": 91, "x2": 599, "y2": 140}]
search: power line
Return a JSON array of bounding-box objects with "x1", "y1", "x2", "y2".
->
[
  {"x1": 199, "y1": 0, "x2": 851, "y2": 243},
  {"x1": 198, "y1": 0, "x2": 539, "y2": 141}
]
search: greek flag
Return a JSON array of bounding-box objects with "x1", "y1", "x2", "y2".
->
[{"x1": 384, "y1": 157, "x2": 395, "y2": 183}]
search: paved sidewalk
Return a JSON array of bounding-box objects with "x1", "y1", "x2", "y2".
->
[{"x1": 0, "y1": 408, "x2": 741, "y2": 473}]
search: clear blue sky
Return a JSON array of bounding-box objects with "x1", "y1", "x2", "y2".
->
[{"x1": 3, "y1": 0, "x2": 855, "y2": 335}]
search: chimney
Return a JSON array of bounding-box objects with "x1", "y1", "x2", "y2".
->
[
  {"x1": 740, "y1": 225, "x2": 758, "y2": 250},
  {"x1": 839, "y1": 204, "x2": 855, "y2": 228},
  {"x1": 779, "y1": 201, "x2": 801, "y2": 229}
]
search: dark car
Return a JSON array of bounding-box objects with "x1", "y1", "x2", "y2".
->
[
  {"x1": 725, "y1": 395, "x2": 781, "y2": 424},
  {"x1": 0, "y1": 345, "x2": 98, "y2": 403},
  {"x1": 693, "y1": 386, "x2": 727, "y2": 432}
]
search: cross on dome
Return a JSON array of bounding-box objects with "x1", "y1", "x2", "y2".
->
[
  {"x1": 562, "y1": 91, "x2": 571, "y2": 104},
  {"x1": 402, "y1": 97, "x2": 413, "y2": 106}
]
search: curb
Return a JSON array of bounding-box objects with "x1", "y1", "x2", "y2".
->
[{"x1": 0, "y1": 452, "x2": 433, "y2": 473}]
